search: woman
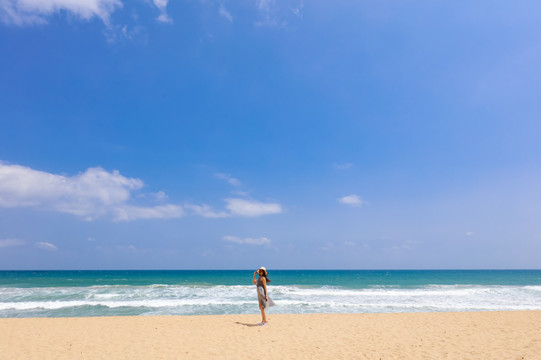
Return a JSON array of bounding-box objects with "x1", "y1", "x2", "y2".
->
[{"x1": 252, "y1": 266, "x2": 275, "y2": 326}]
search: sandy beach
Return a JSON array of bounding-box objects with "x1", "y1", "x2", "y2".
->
[{"x1": 1, "y1": 311, "x2": 540, "y2": 359}]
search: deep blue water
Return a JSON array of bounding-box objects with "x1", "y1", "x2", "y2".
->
[{"x1": 2, "y1": 269, "x2": 540, "y2": 288}]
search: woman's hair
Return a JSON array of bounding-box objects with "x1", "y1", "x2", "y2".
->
[{"x1": 259, "y1": 270, "x2": 271, "y2": 283}]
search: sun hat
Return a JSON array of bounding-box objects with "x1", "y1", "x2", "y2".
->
[{"x1": 258, "y1": 266, "x2": 267, "y2": 275}]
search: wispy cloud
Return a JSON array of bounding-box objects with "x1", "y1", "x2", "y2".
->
[
  {"x1": 383, "y1": 240, "x2": 420, "y2": 252},
  {"x1": 255, "y1": 0, "x2": 303, "y2": 27},
  {"x1": 338, "y1": 194, "x2": 363, "y2": 207},
  {"x1": 222, "y1": 235, "x2": 271, "y2": 245},
  {"x1": 218, "y1": 3, "x2": 232, "y2": 22},
  {"x1": 214, "y1": 172, "x2": 241, "y2": 187},
  {"x1": 320, "y1": 242, "x2": 334, "y2": 251},
  {"x1": 0, "y1": 238, "x2": 25, "y2": 248},
  {"x1": 35, "y1": 241, "x2": 58, "y2": 251},
  {"x1": 0, "y1": 162, "x2": 183, "y2": 222},
  {"x1": 184, "y1": 203, "x2": 229, "y2": 218},
  {"x1": 290, "y1": 0, "x2": 303, "y2": 17},
  {"x1": 225, "y1": 198, "x2": 282, "y2": 217},
  {"x1": 231, "y1": 190, "x2": 250, "y2": 197},
  {"x1": 113, "y1": 23, "x2": 146, "y2": 41},
  {"x1": 1, "y1": 0, "x2": 301, "y2": 36},
  {"x1": 0, "y1": 0, "x2": 122, "y2": 26},
  {"x1": 153, "y1": 0, "x2": 172, "y2": 23},
  {"x1": 333, "y1": 162, "x2": 353, "y2": 170},
  {"x1": 186, "y1": 197, "x2": 282, "y2": 218},
  {"x1": 117, "y1": 244, "x2": 137, "y2": 252},
  {"x1": 151, "y1": 191, "x2": 168, "y2": 202},
  {"x1": 112, "y1": 204, "x2": 183, "y2": 221},
  {"x1": 255, "y1": 0, "x2": 279, "y2": 26}
]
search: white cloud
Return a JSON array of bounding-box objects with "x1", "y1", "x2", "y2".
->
[
  {"x1": 112, "y1": 204, "x2": 183, "y2": 222},
  {"x1": 222, "y1": 235, "x2": 271, "y2": 245},
  {"x1": 35, "y1": 241, "x2": 58, "y2": 251},
  {"x1": 214, "y1": 172, "x2": 241, "y2": 187},
  {"x1": 338, "y1": 194, "x2": 363, "y2": 207},
  {"x1": 344, "y1": 241, "x2": 355, "y2": 246},
  {"x1": 466, "y1": 232, "x2": 474, "y2": 236},
  {"x1": 153, "y1": 0, "x2": 172, "y2": 23},
  {"x1": 0, "y1": 238, "x2": 25, "y2": 248},
  {"x1": 156, "y1": 13, "x2": 171, "y2": 23},
  {"x1": 225, "y1": 198, "x2": 282, "y2": 217},
  {"x1": 153, "y1": 0, "x2": 167, "y2": 8},
  {"x1": 184, "y1": 203, "x2": 229, "y2": 218},
  {"x1": 0, "y1": 162, "x2": 282, "y2": 221},
  {"x1": 0, "y1": 0, "x2": 122, "y2": 26},
  {"x1": 151, "y1": 191, "x2": 168, "y2": 202},
  {"x1": 218, "y1": 3, "x2": 232, "y2": 22},
  {"x1": 137, "y1": 190, "x2": 169, "y2": 202},
  {"x1": 186, "y1": 197, "x2": 282, "y2": 218},
  {"x1": 0, "y1": 162, "x2": 183, "y2": 222}
]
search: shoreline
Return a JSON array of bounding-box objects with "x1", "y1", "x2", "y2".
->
[
  {"x1": 1, "y1": 311, "x2": 540, "y2": 359},
  {"x1": 1, "y1": 308, "x2": 540, "y2": 319}
]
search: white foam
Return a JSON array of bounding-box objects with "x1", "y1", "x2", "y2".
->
[{"x1": 1, "y1": 284, "x2": 541, "y2": 317}]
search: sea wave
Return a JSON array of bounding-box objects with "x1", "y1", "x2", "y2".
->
[{"x1": 1, "y1": 284, "x2": 540, "y2": 318}]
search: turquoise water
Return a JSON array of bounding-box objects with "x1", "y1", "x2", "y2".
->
[{"x1": 1, "y1": 270, "x2": 540, "y2": 318}]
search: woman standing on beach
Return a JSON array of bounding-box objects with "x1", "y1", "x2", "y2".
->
[{"x1": 253, "y1": 267, "x2": 275, "y2": 326}]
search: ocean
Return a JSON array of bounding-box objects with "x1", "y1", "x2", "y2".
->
[{"x1": 0, "y1": 270, "x2": 540, "y2": 318}]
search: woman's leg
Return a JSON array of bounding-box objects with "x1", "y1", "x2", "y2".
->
[{"x1": 259, "y1": 304, "x2": 267, "y2": 323}]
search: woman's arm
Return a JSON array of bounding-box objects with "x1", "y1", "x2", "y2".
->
[{"x1": 252, "y1": 271, "x2": 257, "y2": 285}]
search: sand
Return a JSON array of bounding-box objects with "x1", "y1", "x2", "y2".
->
[{"x1": 1, "y1": 311, "x2": 540, "y2": 359}]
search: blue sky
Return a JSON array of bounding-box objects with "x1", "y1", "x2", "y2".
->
[{"x1": 1, "y1": 0, "x2": 540, "y2": 269}]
